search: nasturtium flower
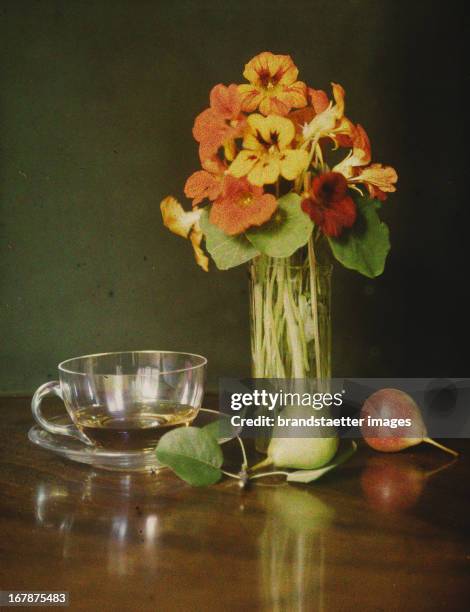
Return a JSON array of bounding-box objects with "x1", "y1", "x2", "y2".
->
[
  {"x1": 238, "y1": 52, "x2": 307, "y2": 116},
  {"x1": 350, "y1": 163, "x2": 398, "y2": 201},
  {"x1": 210, "y1": 176, "x2": 277, "y2": 235},
  {"x1": 184, "y1": 157, "x2": 226, "y2": 206},
  {"x1": 333, "y1": 125, "x2": 398, "y2": 201},
  {"x1": 301, "y1": 172, "x2": 356, "y2": 237},
  {"x1": 302, "y1": 83, "x2": 350, "y2": 142},
  {"x1": 289, "y1": 87, "x2": 330, "y2": 136},
  {"x1": 160, "y1": 196, "x2": 209, "y2": 271},
  {"x1": 193, "y1": 84, "x2": 246, "y2": 161},
  {"x1": 229, "y1": 114, "x2": 309, "y2": 186}
]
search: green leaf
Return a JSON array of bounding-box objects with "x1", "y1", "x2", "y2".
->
[
  {"x1": 286, "y1": 440, "x2": 357, "y2": 483},
  {"x1": 328, "y1": 197, "x2": 390, "y2": 278},
  {"x1": 203, "y1": 412, "x2": 241, "y2": 443},
  {"x1": 200, "y1": 208, "x2": 259, "y2": 270},
  {"x1": 246, "y1": 192, "x2": 313, "y2": 257},
  {"x1": 155, "y1": 426, "x2": 223, "y2": 486}
]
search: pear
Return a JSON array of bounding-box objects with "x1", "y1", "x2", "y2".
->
[
  {"x1": 360, "y1": 388, "x2": 458, "y2": 457},
  {"x1": 267, "y1": 435, "x2": 339, "y2": 470},
  {"x1": 252, "y1": 405, "x2": 339, "y2": 471}
]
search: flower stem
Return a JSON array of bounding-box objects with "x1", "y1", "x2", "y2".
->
[
  {"x1": 283, "y1": 262, "x2": 305, "y2": 378},
  {"x1": 308, "y1": 235, "x2": 322, "y2": 383}
]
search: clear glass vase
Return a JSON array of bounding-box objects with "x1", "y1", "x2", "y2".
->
[{"x1": 249, "y1": 248, "x2": 332, "y2": 381}]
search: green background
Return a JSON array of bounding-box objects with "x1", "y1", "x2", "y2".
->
[{"x1": 0, "y1": 0, "x2": 466, "y2": 394}]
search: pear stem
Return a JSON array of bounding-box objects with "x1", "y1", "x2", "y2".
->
[
  {"x1": 221, "y1": 470, "x2": 241, "y2": 480},
  {"x1": 236, "y1": 435, "x2": 248, "y2": 470},
  {"x1": 249, "y1": 457, "x2": 273, "y2": 473},
  {"x1": 423, "y1": 437, "x2": 459, "y2": 457},
  {"x1": 249, "y1": 471, "x2": 289, "y2": 481}
]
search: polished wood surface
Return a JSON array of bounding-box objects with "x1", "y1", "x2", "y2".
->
[{"x1": 0, "y1": 396, "x2": 469, "y2": 611}]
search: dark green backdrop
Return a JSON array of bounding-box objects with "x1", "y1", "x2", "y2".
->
[{"x1": 0, "y1": 0, "x2": 467, "y2": 394}]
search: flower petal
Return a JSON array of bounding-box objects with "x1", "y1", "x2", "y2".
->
[
  {"x1": 229, "y1": 149, "x2": 260, "y2": 178},
  {"x1": 276, "y1": 81, "x2": 307, "y2": 109},
  {"x1": 352, "y1": 163, "x2": 398, "y2": 193},
  {"x1": 189, "y1": 222, "x2": 209, "y2": 271},
  {"x1": 246, "y1": 114, "x2": 296, "y2": 149},
  {"x1": 248, "y1": 157, "x2": 281, "y2": 186},
  {"x1": 184, "y1": 170, "x2": 223, "y2": 206},
  {"x1": 193, "y1": 108, "x2": 236, "y2": 161},
  {"x1": 333, "y1": 124, "x2": 371, "y2": 177},
  {"x1": 161, "y1": 196, "x2": 201, "y2": 238},
  {"x1": 209, "y1": 83, "x2": 242, "y2": 119},
  {"x1": 259, "y1": 95, "x2": 290, "y2": 116},
  {"x1": 210, "y1": 177, "x2": 277, "y2": 235},
  {"x1": 331, "y1": 82, "x2": 345, "y2": 118},
  {"x1": 238, "y1": 84, "x2": 264, "y2": 112},
  {"x1": 309, "y1": 88, "x2": 329, "y2": 114},
  {"x1": 279, "y1": 149, "x2": 309, "y2": 181},
  {"x1": 289, "y1": 106, "x2": 316, "y2": 136}
]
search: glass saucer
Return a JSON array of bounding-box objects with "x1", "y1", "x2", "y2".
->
[{"x1": 28, "y1": 408, "x2": 236, "y2": 472}]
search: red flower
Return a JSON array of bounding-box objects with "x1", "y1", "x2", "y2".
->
[{"x1": 301, "y1": 172, "x2": 356, "y2": 237}]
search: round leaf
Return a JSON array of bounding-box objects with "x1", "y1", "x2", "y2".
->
[
  {"x1": 200, "y1": 209, "x2": 259, "y2": 270},
  {"x1": 328, "y1": 197, "x2": 390, "y2": 278},
  {"x1": 246, "y1": 193, "x2": 313, "y2": 257},
  {"x1": 155, "y1": 426, "x2": 223, "y2": 486}
]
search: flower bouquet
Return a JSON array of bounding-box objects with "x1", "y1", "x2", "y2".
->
[{"x1": 161, "y1": 52, "x2": 397, "y2": 380}]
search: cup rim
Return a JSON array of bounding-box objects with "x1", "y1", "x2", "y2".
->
[{"x1": 58, "y1": 350, "x2": 208, "y2": 377}]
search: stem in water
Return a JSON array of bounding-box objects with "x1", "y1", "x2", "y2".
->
[{"x1": 308, "y1": 236, "x2": 322, "y2": 382}]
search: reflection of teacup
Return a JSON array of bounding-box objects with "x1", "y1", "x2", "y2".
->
[
  {"x1": 31, "y1": 351, "x2": 207, "y2": 451},
  {"x1": 34, "y1": 472, "x2": 164, "y2": 573}
]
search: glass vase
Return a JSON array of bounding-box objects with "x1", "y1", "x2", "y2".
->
[{"x1": 249, "y1": 247, "x2": 332, "y2": 381}]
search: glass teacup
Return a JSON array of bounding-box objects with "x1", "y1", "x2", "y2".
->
[{"x1": 31, "y1": 351, "x2": 207, "y2": 451}]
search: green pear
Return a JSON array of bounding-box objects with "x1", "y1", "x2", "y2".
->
[{"x1": 266, "y1": 405, "x2": 339, "y2": 470}]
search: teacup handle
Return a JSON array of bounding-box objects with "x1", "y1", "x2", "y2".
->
[{"x1": 31, "y1": 381, "x2": 92, "y2": 445}]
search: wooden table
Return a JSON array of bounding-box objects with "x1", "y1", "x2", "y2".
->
[{"x1": 0, "y1": 396, "x2": 469, "y2": 611}]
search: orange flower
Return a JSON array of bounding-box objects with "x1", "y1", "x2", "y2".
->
[
  {"x1": 238, "y1": 52, "x2": 307, "y2": 116},
  {"x1": 302, "y1": 83, "x2": 352, "y2": 142},
  {"x1": 184, "y1": 157, "x2": 226, "y2": 206},
  {"x1": 210, "y1": 176, "x2": 277, "y2": 235},
  {"x1": 289, "y1": 87, "x2": 330, "y2": 138},
  {"x1": 333, "y1": 125, "x2": 398, "y2": 201},
  {"x1": 193, "y1": 84, "x2": 245, "y2": 161},
  {"x1": 333, "y1": 124, "x2": 371, "y2": 178},
  {"x1": 351, "y1": 164, "x2": 398, "y2": 201}
]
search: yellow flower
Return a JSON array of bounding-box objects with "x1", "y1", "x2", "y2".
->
[
  {"x1": 160, "y1": 196, "x2": 209, "y2": 271},
  {"x1": 229, "y1": 114, "x2": 309, "y2": 186},
  {"x1": 238, "y1": 52, "x2": 307, "y2": 116}
]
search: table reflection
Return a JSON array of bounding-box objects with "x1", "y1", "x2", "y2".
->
[
  {"x1": 256, "y1": 485, "x2": 334, "y2": 612},
  {"x1": 34, "y1": 471, "x2": 163, "y2": 575},
  {"x1": 360, "y1": 454, "x2": 456, "y2": 513}
]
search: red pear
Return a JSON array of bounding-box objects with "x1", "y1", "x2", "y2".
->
[{"x1": 360, "y1": 388, "x2": 458, "y2": 456}]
